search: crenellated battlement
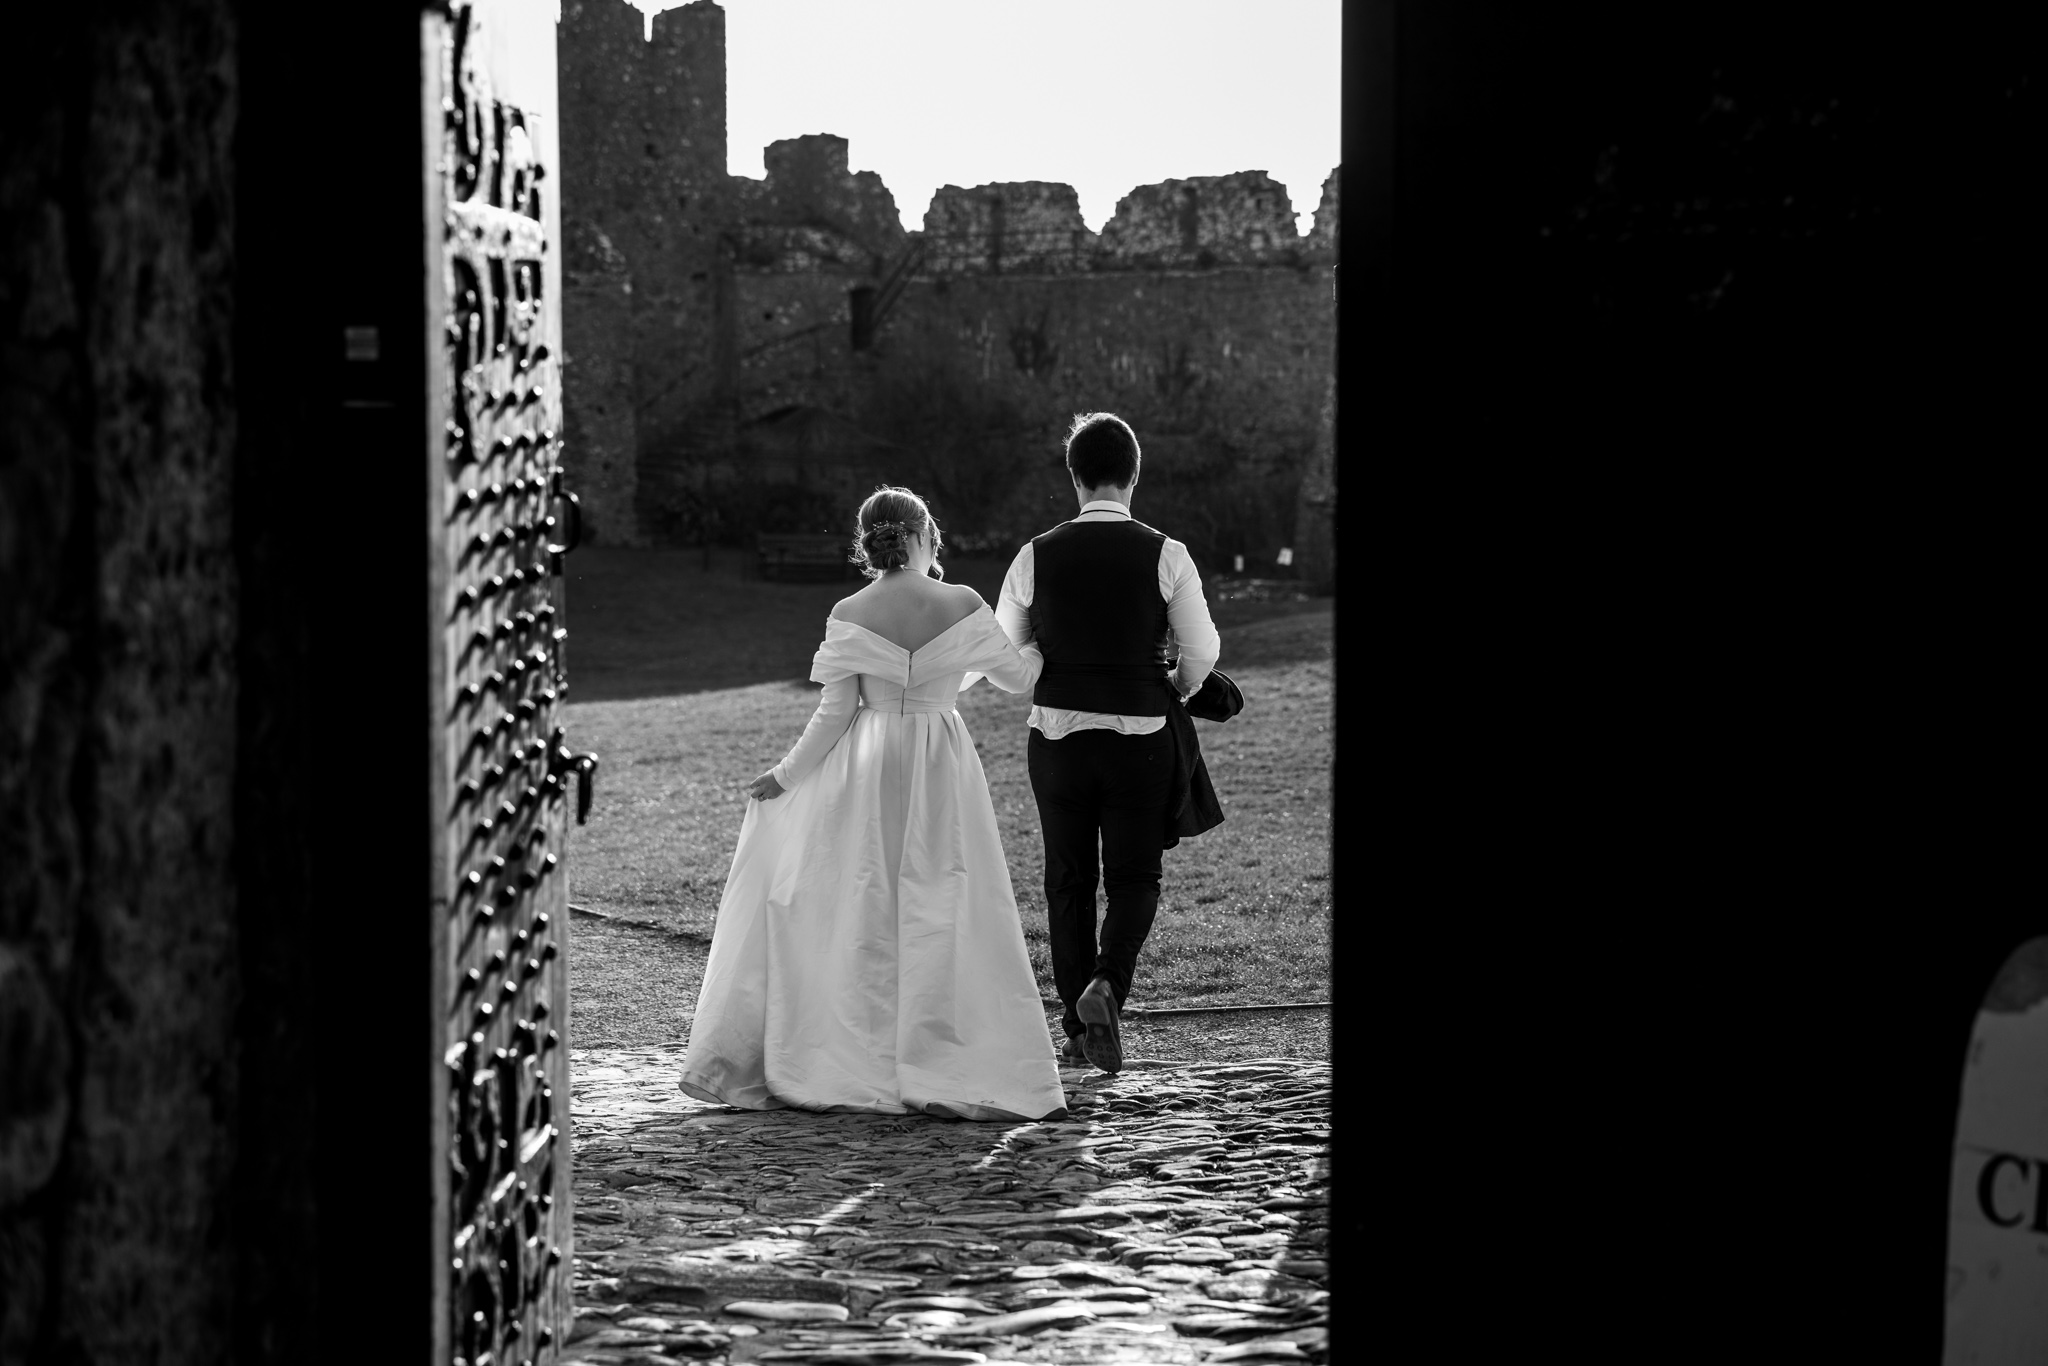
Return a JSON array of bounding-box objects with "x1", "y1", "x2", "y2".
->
[
  {"x1": 919, "y1": 170, "x2": 1336, "y2": 276},
  {"x1": 921, "y1": 182, "x2": 1099, "y2": 275}
]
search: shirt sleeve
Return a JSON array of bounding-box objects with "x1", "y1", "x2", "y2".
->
[
  {"x1": 994, "y1": 542, "x2": 1036, "y2": 649},
  {"x1": 768, "y1": 672, "x2": 861, "y2": 790},
  {"x1": 1160, "y1": 538, "x2": 1220, "y2": 696}
]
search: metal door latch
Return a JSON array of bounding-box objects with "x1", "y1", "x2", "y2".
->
[
  {"x1": 573, "y1": 752, "x2": 598, "y2": 825},
  {"x1": 549, "y1": 743, "x2": 599, "y2": 824},
  {"x1": 547, "y1": 468, "x2": 582, "y2": 576}
]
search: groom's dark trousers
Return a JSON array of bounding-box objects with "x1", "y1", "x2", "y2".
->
[{"x1": 1028, "y1": 726, "x2": 1174, "y2": 1041}]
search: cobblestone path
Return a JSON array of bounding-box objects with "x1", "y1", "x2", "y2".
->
[{"x1": 563, "y1": 1047, "x2": 1332, "y2": 1364}]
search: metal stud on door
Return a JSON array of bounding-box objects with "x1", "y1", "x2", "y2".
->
[{"x1": 424, "y1": 4, "x2": 586, "y2": 1362}]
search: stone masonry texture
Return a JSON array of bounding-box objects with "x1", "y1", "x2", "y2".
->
[
  {"x1": 870, "y1": 267, "x2": 1335, "y2": 564},
  {"x1": 923, "y1": 183, "x2": 1098, "y2": 277},
  {"x1": 559, "y1": 0, "x2": 733, "y2": 544},
  {"x1": 564, "y1": 218, "x2": 643, "y2": 545},
  {"x1": 1096, "y1": 173, "x2": 1303, "y2": 271},
  {"x1": 1292, "y1": 373, "x2": 1337, "y2": 596},
  {"x1": 1305, "y1": 170, "x2": 1338, "y2": 260},
  {"x1": 0, "y1": 3, "x2": 242, "y2": 1361},
  {"x1": 553, "y1": 1, "x2": 1338, "y2": 574},
  {"x1": 741, "y1": 135, "x2": 909, "y2": 271}
]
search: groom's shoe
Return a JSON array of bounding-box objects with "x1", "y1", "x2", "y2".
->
[
  {"x1": 1076, "y1": 977, "x2": 1123, "y2": 1074},
  {"x1": 1060, "y1": 1035, "x2": 1088, "y2": 1066}
]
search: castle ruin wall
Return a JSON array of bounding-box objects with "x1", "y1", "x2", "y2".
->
[
  {"x1": 871, "y1": 261, "x2": 1335, "y2": 565},
  {"x1": 922, "y1": 182, "x2": 1099, "y2": 276},
  {"x1": 737, "y1": 133, "x2": 909, "y2": 269},
  {"x1": 561, "y1": 219, "x2": 640, "y2": 543},
  {"x1": 1307, "y1": 167, "x2": 1339, "y2": 257},
  {"x1": 558, "y1": 0, "x2": 733, "y2": 544},
  {"x1": 1096, "y1": 170, "x2": 1304, "y2": 269},
  {"x1": 552, "y1": 0, "x2": 1335, "y2": 569},
  {"x1": 699, "y1": 164, "x2": 1339, "y2": 568}
]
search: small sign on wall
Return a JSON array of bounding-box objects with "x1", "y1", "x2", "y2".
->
[
  {"x1": 1946, "y1": 938, "x2": 2048, "y2": 1364},
  {"x1": 344, "y1": 325, "x2": 381, "y2": 362}
]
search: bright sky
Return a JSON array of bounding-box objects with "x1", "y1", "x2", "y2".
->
[{"x1": 636, "y1": 0, "x2": 1341, "y2": 234}]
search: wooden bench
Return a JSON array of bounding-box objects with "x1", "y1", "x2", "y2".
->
[{"x1": 754, "y1": 532, "x2": 860, "y2": 582}]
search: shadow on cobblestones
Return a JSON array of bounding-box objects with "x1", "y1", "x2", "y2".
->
[{"x1": 566, "y1": 1047, "x2": 1331, "y2": 1363}]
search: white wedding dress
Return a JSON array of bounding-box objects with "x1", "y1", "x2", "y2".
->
[{"x1": 679, "y1": 603, "x2": 1067, "y2": 1121}]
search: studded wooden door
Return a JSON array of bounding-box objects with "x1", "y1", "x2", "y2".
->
[{"x1": 423, "y1": 4, "x2": 586, "y2": 1364}]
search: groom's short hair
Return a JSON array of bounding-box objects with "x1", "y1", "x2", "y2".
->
[{"x1": 1065, "y1": 413, "x2": 1141, "y2": 490}]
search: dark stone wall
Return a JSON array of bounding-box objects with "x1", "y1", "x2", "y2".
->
[
  {"x1": 647, "y1": 132, "x2": 918, "y2": 541},
  {"x1": 727, "y1": 280, "x2": 1331, "y2": 566},
  {"x1": 1306, "y1": 168, "x2": 1338, "y2": 258},
  {"x1": 1097, "y1": 170, "x2": 1303, "y2": 268},
  {"x1": 923, "y1": 182, "x2": 1097, "y2": 276},
  {"x1": 737, "y1": 134, "x2": 908, "y2": 268},
  {"x1": 881, "y1": 174, "x2": 1337, "y2": 569},
  {"x1": 734, "y1": 271, "x2": 868, "y2": 420},
  {"x1": 562, "y1": 219, "x2": 641, "y2": 544},
  {"x1": 628, "y1": 154, "x2": 1340, "y2": 567},
  {"x1": 920, "y1": 170, "x2": 1320, "y2": 275},
  {"x1": 0, "y1": 2, "x2": 241, "y2": 1361},
  {"x1": 652, "y1": 258, "x2": 1339, "y2": 568},
  {"x1": 558, "y1": 0, "x2": 731, "y2": 544},
  {"x1": 839, "y1": 263, "x2": 1336, "y2": 569},
  {"x1": 634, "y1": 2, "x2": 734, "y2": 471},
  {"x1": 1294, "y1": 370, "x2": 1336, "y2": 595},
  {"x1": 548, "y1": 0, "x2": 1341, "y2": 566}
]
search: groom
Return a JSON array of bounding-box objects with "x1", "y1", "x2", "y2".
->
[{"x1": 995, "y1": 413, "x2": 1221, "y2": 1073}]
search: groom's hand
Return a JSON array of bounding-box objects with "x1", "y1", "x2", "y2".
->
[{"x1": 748, "y1": 771, "x2": 786, "y2": 801}]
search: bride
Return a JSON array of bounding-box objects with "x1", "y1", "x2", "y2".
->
[{"x1": 679, "y1": 487, "x2": 1068, "y2": 1121}]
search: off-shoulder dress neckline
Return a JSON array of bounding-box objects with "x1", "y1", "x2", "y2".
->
[{"x1": 832, "y1": 601, "x2": 992, "y2": 656}]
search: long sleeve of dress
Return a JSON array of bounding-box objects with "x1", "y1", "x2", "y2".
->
[
  {"x1": 961, "y1": 629, "x2": 1042, "y2": 696},
  {"x1": 768, "y1": 673, "x2": 861, "y2": 790}
]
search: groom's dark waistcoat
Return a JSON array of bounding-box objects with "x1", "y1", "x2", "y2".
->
[{"x1": 1027, "y1": 519, "x2": 1173, "y2": 717}]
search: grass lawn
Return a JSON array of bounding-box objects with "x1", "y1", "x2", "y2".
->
[
  {"x1": 559, "y1": 548, "x2": 1333, "y2": 1054},
  {"x1": 561, "y1": 545, "x2": 1331, "y2": 702}
]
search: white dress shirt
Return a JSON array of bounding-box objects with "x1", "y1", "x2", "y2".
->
[{"x1": 994, "y1": 501, "x2": 1221, "y2": 739}]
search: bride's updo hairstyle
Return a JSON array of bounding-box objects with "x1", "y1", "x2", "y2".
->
[{"x1": 851, "y1": 485, "x2": 946, "y2": 580}]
